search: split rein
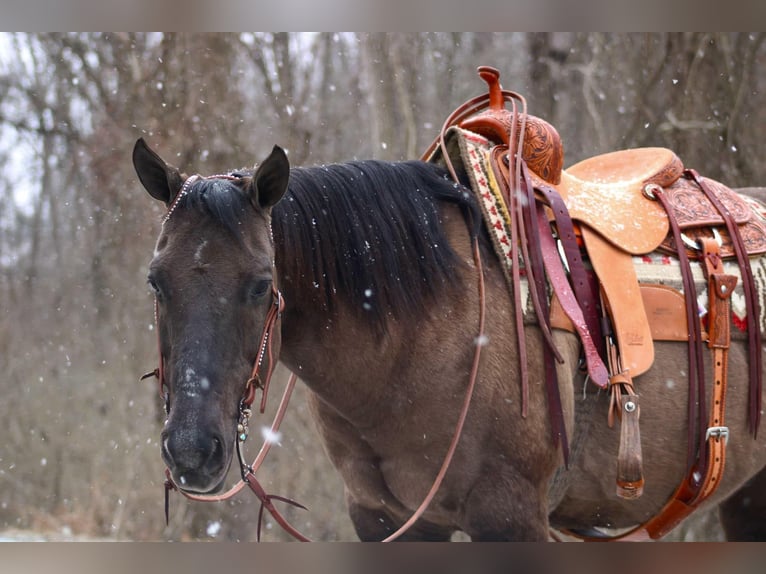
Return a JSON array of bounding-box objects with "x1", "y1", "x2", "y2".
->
[{"x1": 143, "y1": 162, "x2": 490, "y2": 541}]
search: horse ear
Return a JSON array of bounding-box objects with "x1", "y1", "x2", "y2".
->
[
  {"x1": 132, "y1": 138, "x2": 184, "y2": 205},
  {"x1": 249, "y1": 145, "x2": 290, "y2": 209}
]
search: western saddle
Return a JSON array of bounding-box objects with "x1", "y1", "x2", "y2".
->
[{"x1": 427, "y1": 66, "x2": 765, "y2": 540}]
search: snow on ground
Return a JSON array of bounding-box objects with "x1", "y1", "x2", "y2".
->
[{"x1": 0, "y1": 528, "x2": 107, "y2": 541}]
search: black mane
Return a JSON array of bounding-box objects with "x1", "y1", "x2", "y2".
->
[
  {"x1": 173, "y1": 160, "x2": 478, "y2": 329},
  {"x1": 175, "y1": 176, "x2": 253, "y2": 242},
  {"x1": 273, "y1": 160, "x2": 477, "y2": 327}
]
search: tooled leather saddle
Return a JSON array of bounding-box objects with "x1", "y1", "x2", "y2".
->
[{"x1": 427, "y1": 66, "x2": 764, "y2": 540}]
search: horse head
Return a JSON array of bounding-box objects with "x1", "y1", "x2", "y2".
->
[{"x1": 132, "y1": 138, "x2": 289, "y2": 493}]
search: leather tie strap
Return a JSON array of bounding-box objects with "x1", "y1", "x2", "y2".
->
[
  {"x1": 487, "y1": 144, "x2": 530, "y2": 416},
  {"x1": 602, "y1": 304, "x2": 645, "y2": 500},
  {"x1": 534, "y1": 181, "x2": 605, "y2": 358},
  {"x1": 649, "y1": 185, "x2": 709, "y2": 471},
  {"x1": 488, "y1": 147, "x2": 567, "y2": 419},
  {"x1": 533, "y1": 193, "x2": 609, "y2": 389}
]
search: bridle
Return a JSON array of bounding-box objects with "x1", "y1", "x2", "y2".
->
[{"x1": 142, "y1": 173, "x2": 309, "y2": 540}]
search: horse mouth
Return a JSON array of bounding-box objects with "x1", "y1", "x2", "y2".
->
[
  {"x1": 168, "y1": 455, "x2": 231, "y2": 494},
  {"x1": 174, "y1": 471, "x2": 229, "y2": 495}
]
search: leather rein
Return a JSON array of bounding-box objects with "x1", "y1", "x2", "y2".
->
[{"x1": 143, "y1": 171, "x2": 489, "y2": 541}]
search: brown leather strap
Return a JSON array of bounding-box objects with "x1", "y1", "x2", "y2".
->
[
  {"x1": 489, "y1": 147, "x2": 569, "y2": 419},
  {"x1": 487, "y1": 145, "x2": 529, "y2": 415},
  {"x1": 240, "y1": 467, "x2": 310, "y2": 542},
  {"x1": 535, "y1": 181, "x2": 604, "y2": 356},
  {"x1": 688, "y1": 169, "x2": 762, "y2": 437},
  {"x1": 245, "y1": 287, "x2": 284, "y2": 414},
  {"x1": 699, "y1": 345, "x2": 729, "y2": 500},
  {"x1": 517, "y1": 161, "x2": 570, "y2": 459},
  {"x1": 697, "y1": 238, "x2": 735, "y2": 501},
  {"x1": 611, "y1": 243, "x2": 734, "y2": 539},
  {"x1": 533, "y1": 197, "x2": 609, "y2": 389},
  {"x1": 381, "y1": 236, "x2": 488, "y2": 540},
  {"x1": 615, "y1": 393, "x2": 643, "y2": 499},
  {"x1": 604, "y1": 312, "x2": 645, "y2": 500},
  {"x1": 650, "y1": 185, "x2": 708, "y2": 470}
]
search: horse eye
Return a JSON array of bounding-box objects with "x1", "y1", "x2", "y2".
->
[
  {"x1": 147, "y1": 276, "x2": 163, "y2": 299},
  {"x1": 250, "y1": 279, "x2": 272, "y2": 301}
]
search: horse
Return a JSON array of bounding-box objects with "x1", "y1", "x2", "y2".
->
[{"x1": 132, "y1": 129, "x2": 766, "y2": 541}]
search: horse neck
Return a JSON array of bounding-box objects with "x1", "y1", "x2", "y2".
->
[
  {"x1": 272, "y1": 239, "x2": 369, "y2": 376},
  {"x1": 281, "y1": 299, "x2": 389, "y2": 428}
]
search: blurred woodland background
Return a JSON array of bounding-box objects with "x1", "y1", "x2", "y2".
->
[{"x1": 0, "y1": 32, "x2": 765, "y2": 541}]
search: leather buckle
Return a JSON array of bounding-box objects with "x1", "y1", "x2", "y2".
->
[{"x1": 705, "y1": 426, "x2": 729, "y2": 445}]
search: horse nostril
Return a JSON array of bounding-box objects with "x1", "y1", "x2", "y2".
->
[
  {"x1": 208, "y1": 435, "x2": 224, "y2": 465},
  {"x1": 161, "y1": 434, "x2": 172, "y2": 463}
]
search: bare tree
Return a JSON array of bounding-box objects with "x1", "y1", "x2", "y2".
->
[{"x1": 1, "y1": 32, "x2": 765, "y2": 542}]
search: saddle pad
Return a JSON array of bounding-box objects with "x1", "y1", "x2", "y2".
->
[
  {"x1": 557, "y1": 148, "x2": 683, "y2": 255},
  {"x1": 633, "y1": 252, "x2": 766, "y2": 337},
  {"x1": 430, "y1": 126, "x2": 523, "y2": 295},
  {"x1": 554, "y1": 252, "x2": 766, "y2": 346}
]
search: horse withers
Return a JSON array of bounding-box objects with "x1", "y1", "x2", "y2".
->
[{"x1": 133, "y1": 135, "x2": 766, "y2": 541}]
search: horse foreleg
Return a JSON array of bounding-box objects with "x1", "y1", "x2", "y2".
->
[
  {"x1": 306, "y1": 392, "x2": 455, "y2": 541},
  {"x1": 347, "y1": 498, "x2": 454, "y2": 541},
  {"x1": 460, "y1": 466, "x2": 550, "y2": 541},
  {"x1": 719, "y1": 465, "x2": 766, "y2": 541}
]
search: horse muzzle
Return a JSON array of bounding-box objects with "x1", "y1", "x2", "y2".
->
[{"x1": 161, "y1": 425, "x2": 230, "y2": 493}]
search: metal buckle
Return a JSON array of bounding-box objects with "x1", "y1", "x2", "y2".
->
[{"x1": 705, "y1": 426, "x2": 730, "y2": 445}]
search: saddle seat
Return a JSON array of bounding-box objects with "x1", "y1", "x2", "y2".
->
[{"x1": 552, "y1": 147, "x2": 683, "y2": 255}]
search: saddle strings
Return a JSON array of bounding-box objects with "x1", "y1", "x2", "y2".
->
[{"x1": 422, "y1": 88, "x2": 555, "y2": 416}]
